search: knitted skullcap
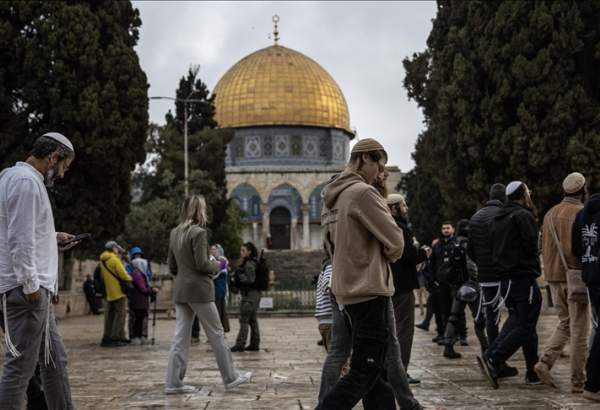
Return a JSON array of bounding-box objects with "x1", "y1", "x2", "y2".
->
[
  {"x1": 386, "y1": 193, "x2": 405, "y2": 205},
  {"x1": 351, "y1": 138, "x2": 388, "y2": 160},
  {"x1": 562, "y1": 172, "x2": 586, "y2": 194}
]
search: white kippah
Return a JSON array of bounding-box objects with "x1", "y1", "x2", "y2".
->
[
  {"x1": 42, "y1": 132, "x2": 74, "y2": 153},
  {"x1": 506, "y1": 181, "x2": 523, "y2": 196}
]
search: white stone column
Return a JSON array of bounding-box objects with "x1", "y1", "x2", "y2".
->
[
  {"x1": 291, "y1": 217, "x2": 298, "y2": 250},
  {"x1": 261, "y1": 203, "x2": 270, "y2": 249},
  {"x1": 302, "y1": 204, "x2": 311, "y2": 249},
  {"x1": 252, "y1": 222, "x2": 258, "y2": 245}
]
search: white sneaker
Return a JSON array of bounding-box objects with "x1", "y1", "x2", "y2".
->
[
  {"x1": 225, "y1": 371, "x2": 252, "y2": 390},
  {"x1": 131, "y1": 338, "x2": 142, "y2": 346},
  {"x1": 165, "y1": 385, "x2": 198, "y2": 395}
]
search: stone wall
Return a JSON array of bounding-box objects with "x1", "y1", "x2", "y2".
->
[{"x1": 265, "y1": 249, "x2": 325, "y2": 287}]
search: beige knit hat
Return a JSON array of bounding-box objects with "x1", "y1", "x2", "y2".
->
[
  {"x1": 563, "y1": 172, "x2": 586, "y2": 194},
  {"x1": 351, "y1": 138, "x2": 388, "y2": 160},
  {"x1": 386, "y1": 193, "x2": 405, "y2": 205}
]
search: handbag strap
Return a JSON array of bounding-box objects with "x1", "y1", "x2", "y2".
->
[
  {"x1": 547, "y1": 211, "x2": 569, "y2": 271},
  {"x1": 101, "y1": 260, "x2": 125, "y2": 283}
]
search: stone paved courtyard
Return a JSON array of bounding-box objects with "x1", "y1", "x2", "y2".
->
[{"x1": 8, "y1": 310, "x2": 600, "y2": 409}]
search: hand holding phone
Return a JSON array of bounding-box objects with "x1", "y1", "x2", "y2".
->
[
  {"x1": 58, "y1": 233, "x2": 92, "y2": 251},
  {"x1": 61, "y1": 233, "x2": 92, "y2": 246}
]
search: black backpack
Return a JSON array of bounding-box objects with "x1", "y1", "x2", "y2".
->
[
  {"x1": 93, "y1": 264, "x2": 106, "y2": 298},
  {"x1": 254, "y1": 250, "x2": 270, "y2": 291},
  {"x1": 437, "y1": 239, "x2": 467, "y2": 285}
]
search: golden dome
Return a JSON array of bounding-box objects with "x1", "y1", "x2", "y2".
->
[{"x1": 213, "y1": 45, "x2": 351, "y2": 133}]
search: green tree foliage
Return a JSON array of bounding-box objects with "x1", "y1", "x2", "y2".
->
[
  {"x1": 127, "y1": 67, "x2": 241, "y2": 261},
  {"x1": 404, "y1": 0, "x2": 600, "y2": 238},
  {"x1": 0, "y1": 1, "x2": 148, "y2": 255}
]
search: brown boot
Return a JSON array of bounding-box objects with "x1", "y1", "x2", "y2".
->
[{"x1": 533, "y1": 361, "x2": 556, "y2": 388}]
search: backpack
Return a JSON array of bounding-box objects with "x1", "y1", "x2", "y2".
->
[
  {"x1": 437, "y1": 239, "x2": 467, "y2": 285},
  {"x1": 253, "y1": 250, "x2": 270, "y2": 291},
  {"x1": 93, "y1": 264, "x2": 106, "y2": 298}
]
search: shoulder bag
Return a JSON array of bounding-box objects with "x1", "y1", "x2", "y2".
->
[{"x1": 548, "y1": 212, "x2": 588, "y2": 303}]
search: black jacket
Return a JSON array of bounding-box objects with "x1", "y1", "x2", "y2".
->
[
  {"x1": 491, "y1": 202, "x2": 541, "y2": 279},
  {"x1": 429, "y1": 235, "x2": 458, "y2": 282},
  {"x1": 390, "y1": 217, "x2": 426, "y2": 294},
  {"x1": 572, "y1": 193, "x2": 600, "y2": 288},
  {"x1": 468, "y1": 200, "x2": 504, "y2": 282}
]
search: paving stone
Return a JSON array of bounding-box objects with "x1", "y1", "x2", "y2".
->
[{"x1": 1, "y1": 311, "x2": 598, "y2": 409}]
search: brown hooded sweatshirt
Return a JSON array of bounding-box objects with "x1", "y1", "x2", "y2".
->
[{"x1": 322, "y1": 170, "x2": 404, "y2": 305}]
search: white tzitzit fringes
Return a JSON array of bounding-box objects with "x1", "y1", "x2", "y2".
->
[
  {"x1": 43, "y1": 294, "x2": 55, "y2": 367},
  {"x1": 493, "y1": 280, "x2": 512, "y2": 325},
  {"x1": 2, "y1": 293, "x2": 21, "y2": 358},
  {"x1": 494, "y1": 280, "x2": 512, "y2": 312},
  {"x1": 528, "y1": 285, "x2": 534, "y2": 305},
  {"x1": 474, "y1": 292, "x2": 483, "y2": 321},
  {"x1": 476, "y1": 282, "x2": 502, "y2": 321}
]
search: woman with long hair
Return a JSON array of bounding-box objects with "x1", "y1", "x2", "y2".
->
[
  {"x1": 230, "y1": 242, "x2": 262, "y2": 352},
  {"x1": 165, "y1": 195, "x2": 251, "y2": 394}
]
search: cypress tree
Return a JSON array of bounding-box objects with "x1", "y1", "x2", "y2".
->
[
  {"x1": 404, "y1": 0, "x2": 600, "y2": 236},
  {"x1": 0, "y1": 1, "x2": 149, "y2": 254}
]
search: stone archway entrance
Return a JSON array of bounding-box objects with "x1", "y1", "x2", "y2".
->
[{"x1": 270, "y1": 207, "x2": 291, "y2": 249}]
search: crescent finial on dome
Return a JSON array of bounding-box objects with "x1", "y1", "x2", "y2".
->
[{"x1": 272, "y1": 14, "x2": 280, "y2": 45}]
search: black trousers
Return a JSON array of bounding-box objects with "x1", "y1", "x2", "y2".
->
[
  {"x1": 586, "y1": 286, "x2": 600, "y2": 393},
  {"x1": 424, "y1": 286, "x2": 446, "y2": 337},
  {"x1": 444, "y1": 286, "x2": 488, "y2": 351},
  {"x1": 85, "y1": 293, "x2": 99, "y2": 314},
  {"x1": 319, "y1": 297, "x2": 396, "y2": 410},
  {"x1": 488, "y1": 277, "x2": 541, "y2": 372},
  {"x1": 481, "y1": 284, "x2": 501, "y2": 346}
]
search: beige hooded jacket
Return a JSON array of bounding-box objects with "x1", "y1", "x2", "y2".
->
[{"x1": 322, "y1": 171, "x2": 404, "y2": 305}]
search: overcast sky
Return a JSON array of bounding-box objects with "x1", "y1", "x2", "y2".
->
[{"x1": 133, "y1": 1, "x2": 437, "y2": 172}]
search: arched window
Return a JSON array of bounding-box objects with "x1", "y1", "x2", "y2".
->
[{"x1": 231, "y1": 183, "x2": 262, "y2": 221}]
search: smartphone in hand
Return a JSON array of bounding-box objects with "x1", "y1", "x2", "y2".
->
[{"x1": 61, "y1": 233, "x2": 92, "y2": 246}]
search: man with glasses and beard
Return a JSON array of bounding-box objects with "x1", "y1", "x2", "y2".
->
[{"x1": 0, "y1": 133, "x2": 77, "y2": 409}]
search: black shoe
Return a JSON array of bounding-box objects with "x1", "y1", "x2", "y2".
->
[
  {"x1": 497, "y1": 363, "x2": 519, "y2": 378},
  {"x1": 525, "y1": 371, "x2": 542, "y2": 385},
  {"x1": 443, "y1": 346, "x2": 462, "y2": 359},
  {"x1": 436, "y1": 337, "x2": 448, "y2": 346},
  {"x1": 120, "y1": 339, "x2": 131, "y2": 344},
  {"x1": 416, "y1": 322, "x2": 429, "y2": 331},
  {"x1": 245, "y1": 345, "x2": 260, "y2": 351},
  {"x1": 477, "y1": 355, "x2": 499, "y2": 389},
  {"x1": 407, "y1": 373, "x2": 421, "y2": 384},
  {"x1": 460, "y1": 337, "x2": 469, "y2": 346},
  {"x1": 230, "y1": 345, "x2": 245, "y2": 352},
  {"x1": 317, "y1": 339, "x2": 324, "y2": 346}
]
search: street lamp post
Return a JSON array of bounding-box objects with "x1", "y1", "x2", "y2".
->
[{"x1": 150, "y1": 94, "x2": 205, "y2": 197}]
